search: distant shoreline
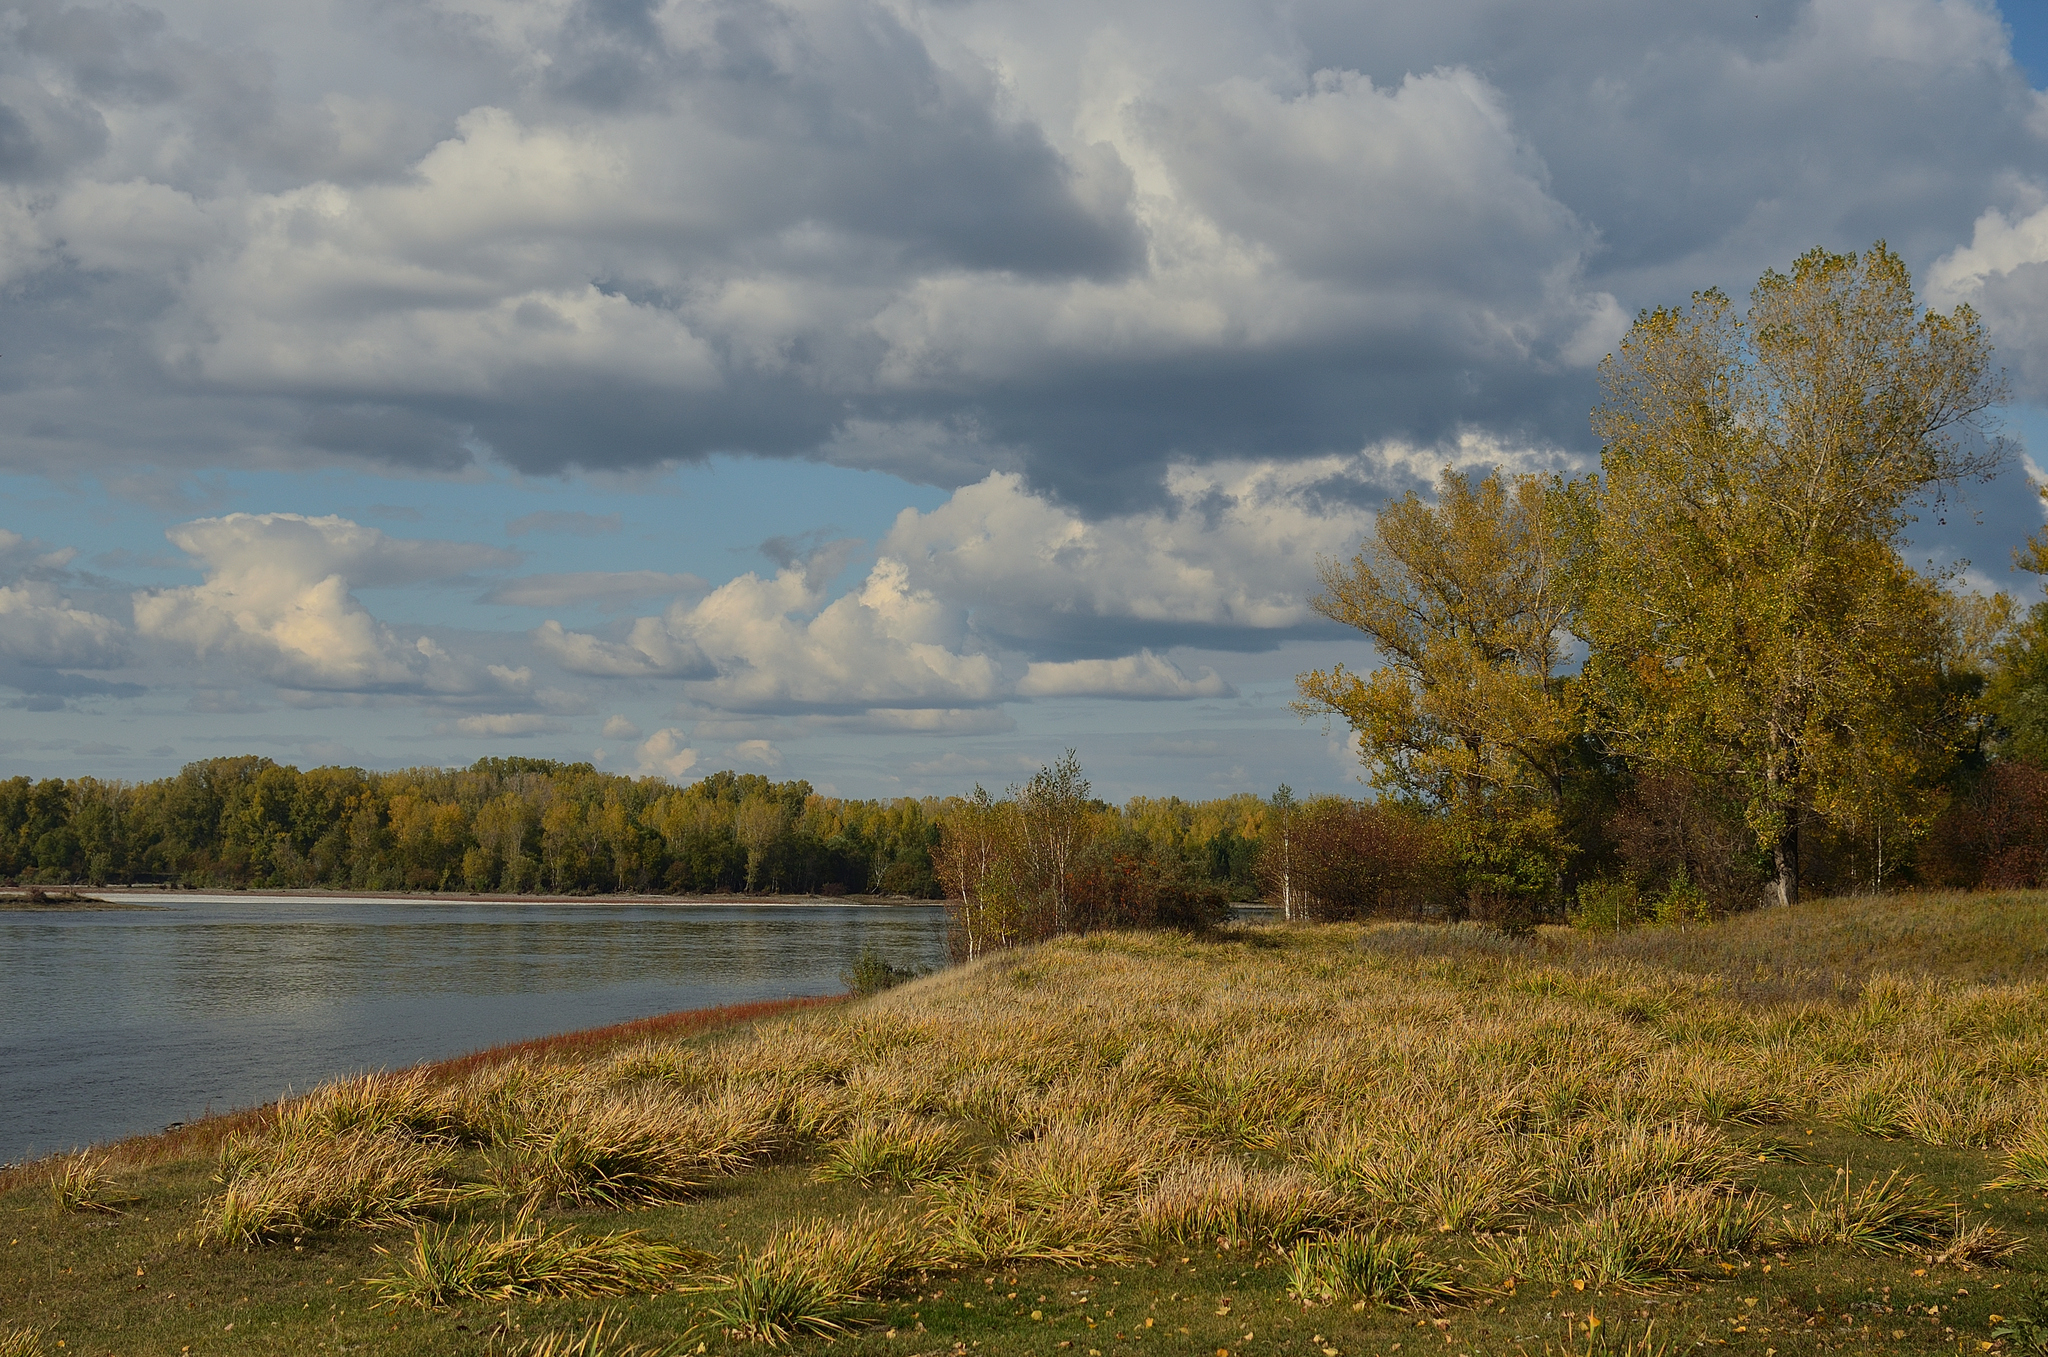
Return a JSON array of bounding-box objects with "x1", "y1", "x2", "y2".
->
[{"x1": 80, "y1": 886, "x2": 946, "y2": 907}]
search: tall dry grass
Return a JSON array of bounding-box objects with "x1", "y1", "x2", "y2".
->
[{"x1": 187, "y1": 894, "x2": 2047, "y2": 1315}]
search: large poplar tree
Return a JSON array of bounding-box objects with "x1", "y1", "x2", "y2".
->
[{"x1": 1581, "y1": 244, "x2": 2005, "y2": 906}]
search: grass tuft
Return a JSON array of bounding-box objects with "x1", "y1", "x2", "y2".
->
[
  {"x1": 814, "y1": 1116, "x2": 975, "y2": 1188},
  {"x1": 1495, "y1": 1187, "x2": 1772, "y2": 1288},
  {"x1": 0, "y1": 1326, "x2": 45, "y2": 1357},
  {"x1": 1785, "y1": 1167, "x2": 1952, "y2": 1254},
  {"x1": 1284, "y1": 1233, "x2": 1471, "y2": 1310},
  {"x1": 702, "y1": 1210, "x2": 930, "y2": 1346},
  {"x1": 365, "y1": 1207, "x2": 710, "y2": 1308},
  {"x1": 1136, "y1": 1156, "x2": 1352, "y2": 1248},
  {"x1": 483, "y1": 1309, "x2": 672, "y2": 1357},
  {"x1": 48, "y1": 1152, "x2": 135, "y2": 1215},
  {"x1": 197, "y1": 1128, "x2": 458, "y2": 1246}
]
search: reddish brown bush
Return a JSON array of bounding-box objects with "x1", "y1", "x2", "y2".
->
[
  {"x1": 1276, "y1": 799, "x2": 1455, "y2": 921},
  {"x1": 1922, "y1": 761, "x2": 2048, "y2": 889}
]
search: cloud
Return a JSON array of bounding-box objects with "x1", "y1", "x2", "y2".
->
[
  {"x1": 531, "y1": 616, "x2": 715, "y2": 678},
  {"x1": 881, "y1": 454, "x2": 1541, "y2": 654},
  {"x1": 440, "y1": 712, "x2": 562, "y2": 737},
  {"x1": 506, "y1": 511, "x2": 623, "y2": 537},
  {"x1": 601, "y1": 714, "x2": 642, "y2": 739},
  {"x1": 1018, "y1": 649, "x2": 1234, "y2": 699},
  {"x1": 1930, "y1": 199, "x2": 2048, "y2": 402},
  {"x1": 633, "y1": 727, "x2": 699, "y2": 781},
  {"x1": 542, "y1": 557, "x2": 1002, "y2": 712},
  {"x1": 0, "y1": 583, "x2": 127, "y2": 669},
  {"x1": 0, "y1": 0, "x2": 2035, "y2": 511},
  {"x1": 729, "y1": 738, "x2": 783, "y2": 769},
  {"x1": 484, "y1": 571, "x2": 707, "y2": 608},
  {"x1": 134, "y1": 513, "x2": 520, "y2": 693}
]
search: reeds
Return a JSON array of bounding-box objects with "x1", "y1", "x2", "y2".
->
[{"x1": 366, "y1": 1207, "x2": 710, "y2": 1308}]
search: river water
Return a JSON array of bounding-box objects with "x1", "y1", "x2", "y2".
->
[{"x1": 0, "y1": 893, "x2": 950, "y2": 1163}]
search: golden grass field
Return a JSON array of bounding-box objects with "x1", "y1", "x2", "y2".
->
[{"x1": 5, "y1": 891, "x2": 2047, "y2": 1356}]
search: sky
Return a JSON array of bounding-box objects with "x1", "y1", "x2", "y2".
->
[{"x1": 3, "y1": 0, "x2": 2048, "y2": 802}]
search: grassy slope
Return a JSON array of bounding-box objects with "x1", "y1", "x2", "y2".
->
[{"x1": 4, "y1": 892, "x2": 2047, "y2": 1357}]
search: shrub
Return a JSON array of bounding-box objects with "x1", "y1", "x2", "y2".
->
[
  {"x1": 1285, "y1": 799, "x2": 1456, "y2": 921},
  {"x1": 1572, "y1": 879, "x2": 1650, "y2": 932},
  {"x1": 840, "y1": 945, "x2": 926, "y2": 997}
]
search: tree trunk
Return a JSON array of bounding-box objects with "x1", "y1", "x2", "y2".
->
[{"x1": 1770, "y1": 819, "x2": 1799, "y2": 907}]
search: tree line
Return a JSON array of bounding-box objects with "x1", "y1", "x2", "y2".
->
[{"x1": 0, "y1": 753, "x2": 1270, "y2": 902}]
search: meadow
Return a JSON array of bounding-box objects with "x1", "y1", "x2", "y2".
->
[{"x1": 4, "y1": 892, "x2": 2047, "y2": 1356}]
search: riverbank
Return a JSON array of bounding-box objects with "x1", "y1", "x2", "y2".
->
[
  {"x1": 6, "y1": 892, "x2": 2046, "y2": 1357},
  {"x1": 72, "y1": 885, "x2": 943, "y2": 906},
  {"x1": 0, "y1": 993, "x2": 847, "y2": 1188}
]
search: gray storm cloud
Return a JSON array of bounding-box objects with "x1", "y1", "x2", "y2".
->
[{"x1": 0, "y1": 0, "x2": 2038, "y2": 512}]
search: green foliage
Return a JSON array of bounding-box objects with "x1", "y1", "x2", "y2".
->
[
  {"x1": 839, "y1": 946, "x2": 926, "y2": 997},
  {"x1": 1295, "y1": 469, "x2": 1583, "y2": 909},
  {"x1": 1571, "y1": 878, "x2": 1649, "y2": 932},
  {"x1": 1992, "y1": 1282, "x2": 2048, "y2": 1354},
  {"x1": 1581, "y1": 243, "x2": 2004, "y2": 905}
]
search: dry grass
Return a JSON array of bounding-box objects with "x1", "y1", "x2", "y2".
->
[
  {"x1": 813, "y1": 1116, "x2": 976, "y2": 1188},
  {"x1": 366, "y1": 1207, "x2": 711, "y2": 1308},
  {"x1": 703, "y1": 1209, "x2": 932, "y2": 1345},
  {"x1": 67, "y1": 892, "x2": 2048, "y2": 1349},
  {"x1": 0, "y1": 1327, "x2": 44, "y2": 1357},
  {"x1": 1135, "y1": 1156, "x2": 1353, "y2": 1247},
  {"x1": 484, "y1": 1310, "x2": 672, "y2": 1357},
  {"x1": 1284, "y1": 1233, "x2": 1471, "y2": 1309},
  {"x1": 198, "y1": 1128, "x2": 459, "y2": 1246},
  {"x1": 47, "y1": 1151, "x2": 135, "y2": 1215}
]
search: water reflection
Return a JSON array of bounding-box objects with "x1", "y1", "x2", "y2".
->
[{"x1": 0, "y1": 895, "x2": 950, "y2": 1161}]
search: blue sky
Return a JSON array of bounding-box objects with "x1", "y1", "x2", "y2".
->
[{"x1": 3, "y1": 0, "x2": 2047, "y2": 801}]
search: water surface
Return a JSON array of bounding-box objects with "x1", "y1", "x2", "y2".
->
[{"x1": 1, "y1": 893, "x2": 948, "y2": 1162}]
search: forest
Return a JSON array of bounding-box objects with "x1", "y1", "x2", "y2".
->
[{"x1": 0, "y1": 754, "x2": 1267, "y2": 904}]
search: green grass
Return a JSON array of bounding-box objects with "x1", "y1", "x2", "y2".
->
[{"x1": 6, "y1": 889, "x2": 2048, "y2": 1355}]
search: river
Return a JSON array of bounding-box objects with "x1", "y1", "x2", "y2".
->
[{"x1": 0, "y1": 893, "x2": 950, "y2": 1163}]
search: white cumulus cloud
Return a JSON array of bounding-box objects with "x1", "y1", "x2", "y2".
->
[
  {"x1": 1018, "y1": 649, "x2": 1234, "y2": 699},
  {"x1": 134, "y1": 513, "x2": 519, "y2": 693},
  {"x1": 634, "y1": 728, "x2": 700, "y2": 781}
]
